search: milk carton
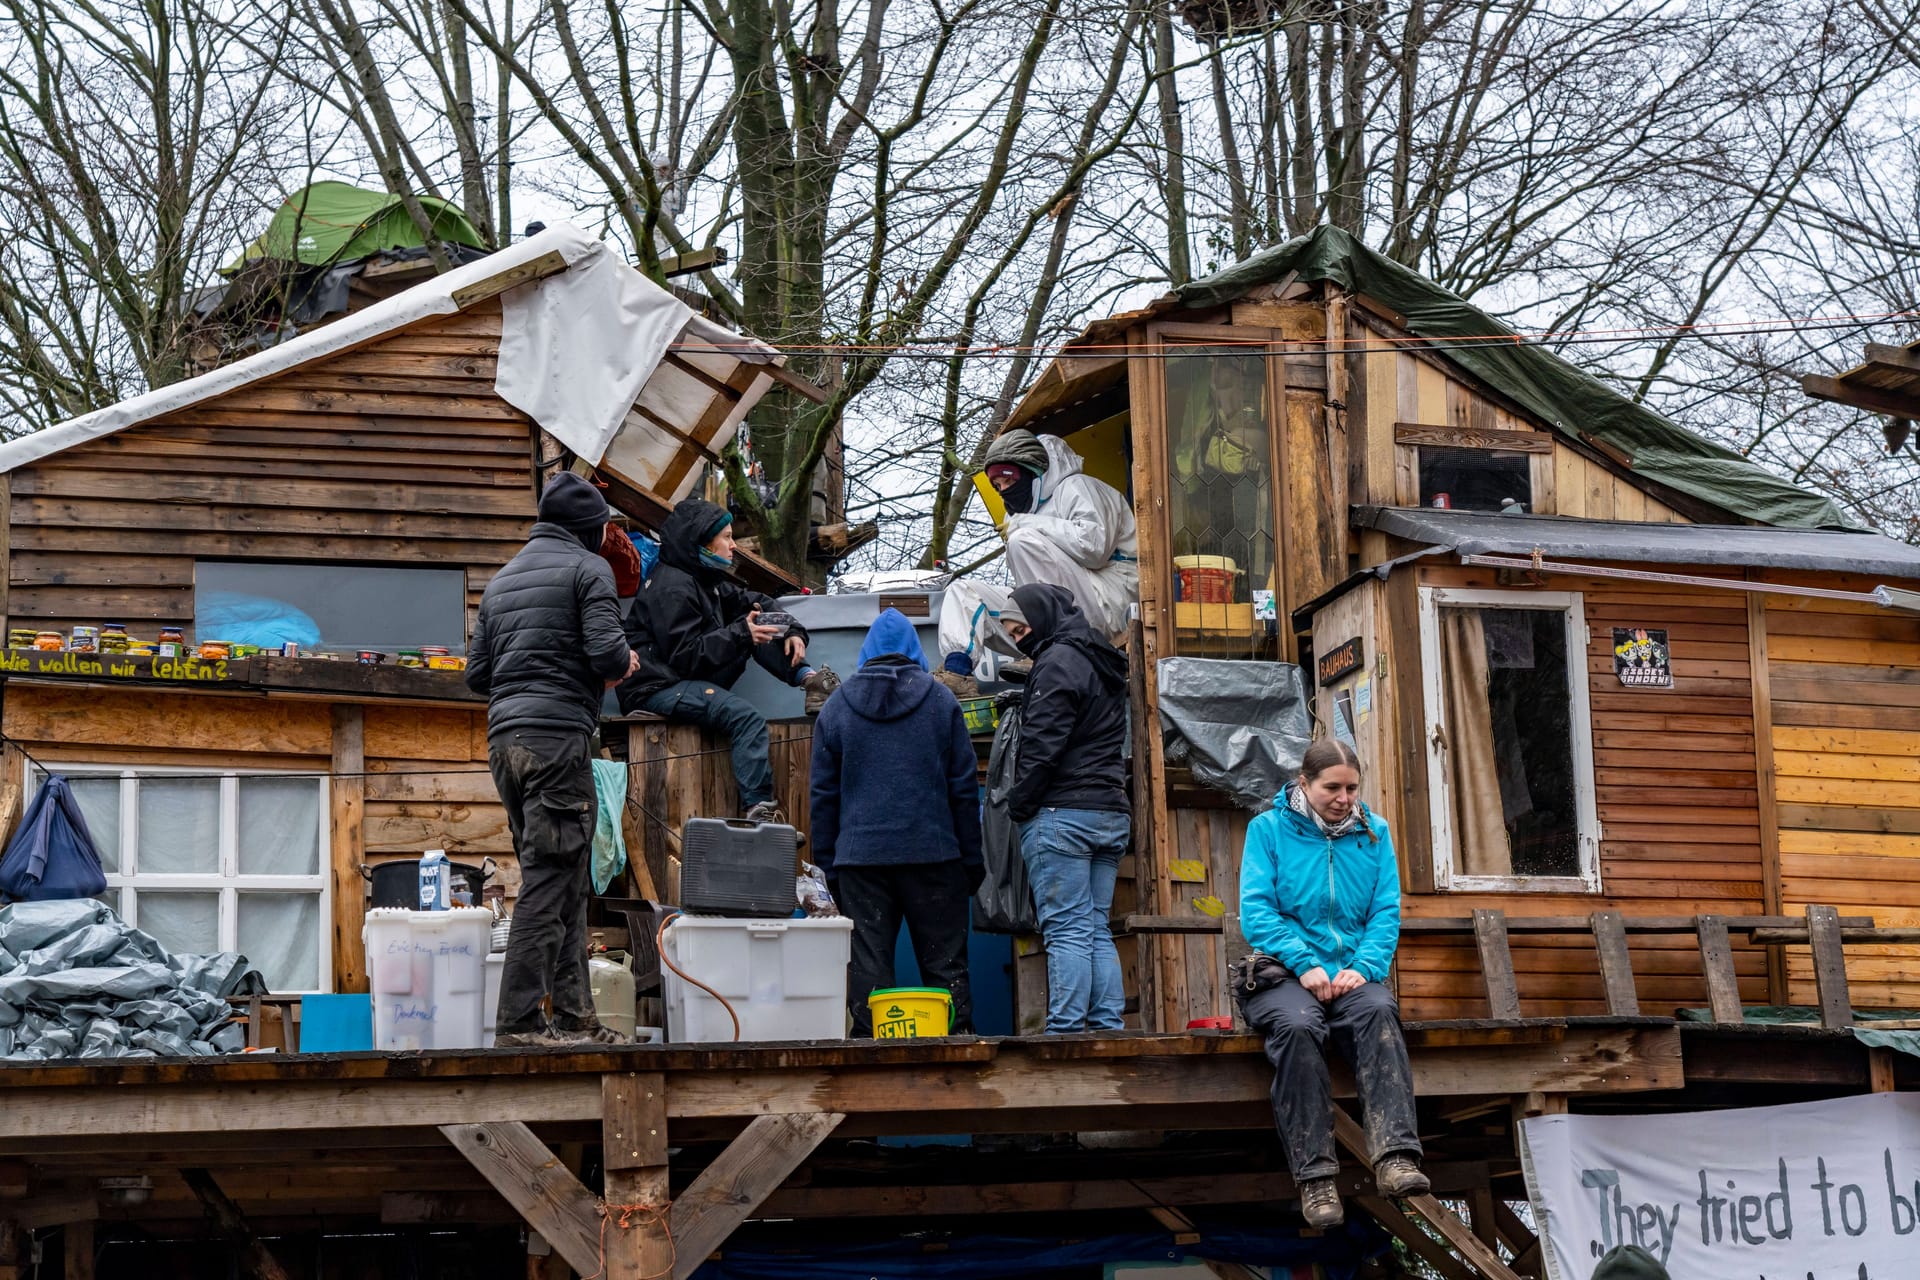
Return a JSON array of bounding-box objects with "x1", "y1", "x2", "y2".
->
[{"x1": 417, "y1": 848, "x2": 450, "y2": 911}]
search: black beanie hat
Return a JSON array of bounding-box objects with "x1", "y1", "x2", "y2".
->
[{"x1": 538, "y1": 472, "x2": 610, "y2": 542}]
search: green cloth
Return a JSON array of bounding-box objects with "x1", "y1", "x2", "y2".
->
[
  {"x1": 223, "y1": 181, "x2": 487, "y2": 272},
  {"x1": 1678, "y1": 1004, "x2": 1920, "y2": 1059},
  {"x1": 591, "y1": 758, "x2": 629, "y2": 895},
  {"x1": 1176, "y1": 227, "x2": 1856, "y2": 530}
]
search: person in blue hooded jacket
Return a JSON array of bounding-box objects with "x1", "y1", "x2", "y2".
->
[
  {"x1": 810, "y1": 609, "x2": 984, "y2": 1036},
  {"x1": 1237, "y1": 738, "x2": 1427, "y2": 1230}
]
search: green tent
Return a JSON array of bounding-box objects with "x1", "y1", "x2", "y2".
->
[
  {"x1": 1177, "y1": 227, "x2": 1855, "y2": 530},
  {"x1": 223, "y1": 181, "x2": 488, "y2": 273}
]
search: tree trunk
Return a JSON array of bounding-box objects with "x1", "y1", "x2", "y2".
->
[{"x1": 1153, "y1": 1, "x2": 1192, "y2": 284}]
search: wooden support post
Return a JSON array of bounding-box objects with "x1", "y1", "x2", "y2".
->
[
  {"x1": 1695, "y1": 915, "x2": 1744, "y2": 1024},
  {"x1": 180, "y1": 1169, "x2": 292, "y2": 1280},
  {"x1": 1334, "y1": 1110, "x2": 1522, "y2": 1280},
  {"x1": 1807, "y1": 904, "x2": 1852, "y2": 1030},
  {"x1": 329, "y1": 706, "x2": 368, "y2": 993},
  {"x1": 1356, "y1": 1194, "x2": 1475, "y2": 1280},
  {"x1": 1127, "y1": 615, "x2": 1160, "y2": 1032},
  {"x1": 1871, "y1": 1046, "x2": 1897, "y2": 1094},
  {"x1": 441, "y1": 1123, "x2": 603, "y2": 1278},
  {"x1": 1472, "y1": 909, "x2": 1522, "y2": 1021},
  {"x1": 62, "y1": 1221, "x2": 92, "y2": 1280},
  {"x1": 1468, "y1": 1188, "x2": 1500, "y2": 1251},
  {"x1": 1588, "y1": 911, "x2": 1639, "y2": 1017},
  {"x1": 604, "y1": 1071, "x2": 672, "y2": 1280},
  {"x1": 667, "y1": 1112, "x2": 842, "y2": 1279}
]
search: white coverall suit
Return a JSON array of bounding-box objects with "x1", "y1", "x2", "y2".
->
[{"x1": 938, "y1": 433, "x2": 1139, "y2": 679}]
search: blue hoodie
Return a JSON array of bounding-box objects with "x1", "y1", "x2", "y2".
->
[
  {"x1": 809, "y1": 611, "x2": 982, "y2": 877},
  {"x1": 1238, "y1": 782, "x2": 1402, "y2": 983}
]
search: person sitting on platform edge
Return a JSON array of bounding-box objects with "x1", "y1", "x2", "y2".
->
[
  {"x1": 1235, "y1": 739, "x2": 1427, "y2": 1229},
  {"x1": 616, "y1": 497, "x2": 839, "y2": 824},
  {"x1": 467, "y1": 471, "x2": 638, "y2": 1048},
  {"x1": 999, "y1": 582, "x2": 1130, "y2": 1034},
  {"x1": 809, "y1": 609, "x2": 983, "y2": 1036}
]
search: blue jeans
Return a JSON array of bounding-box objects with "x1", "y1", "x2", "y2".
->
[
  {"x1": 1019, "y1": 807, "x2": 1130, "y2": 1033},
  {"x1": 639, "y1": 681, "x2": 776, "y2": 806}
]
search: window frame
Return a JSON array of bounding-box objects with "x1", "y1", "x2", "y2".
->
[
  {"x1": 1416, "y1": 585, "x2": 1602, "y2": 894},
  {"x1": 26, "y1": 761, "x2": 333, "y2": 992}
]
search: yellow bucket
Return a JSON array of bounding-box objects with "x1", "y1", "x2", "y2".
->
[{"x1": 868, "y1": 987, "x2": 953, "y2": 1038}]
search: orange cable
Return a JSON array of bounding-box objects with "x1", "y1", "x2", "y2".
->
[{"x1": 655, "y1": 910, "x2": 741, "y2": 1042}]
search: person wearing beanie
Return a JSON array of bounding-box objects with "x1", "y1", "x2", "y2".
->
[
  {"x1": 618, "y1": 497, "x2": 840, "y2": 824},
  {"x1": 934, "y1": 430, "x2": 1137, "y2": 696},
  {"x1": 1591, "y1": 1245, "x2": 1671, "y2": 1280},
  {"x1": 467, "y1": 471, "x2": 639, "y2": 1049},
  {"x1": 810, "y1": 609, "x2": 983, "y2": 1035}
]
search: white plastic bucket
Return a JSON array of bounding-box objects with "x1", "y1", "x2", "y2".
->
[
  {"x1": 661, "y1": 915, "x2": 852, "y2": 1043},
  {"x1": 364, "y1": 907, "x2": 493, "y2": 1050}
]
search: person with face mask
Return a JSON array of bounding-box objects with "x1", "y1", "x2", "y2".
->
[
  {"x1": 997, "y1": 583, "x2": 1131, "y2": 1033},
  {"x1": 935, "y1": 430, "x2": 1138, "y2": 695},
  {"x1": 617, "y1": 497, "x2": 840, "y2": 825},
  {"x1": 467, "y1": 472, "x2": 639, "y2": 1048}
]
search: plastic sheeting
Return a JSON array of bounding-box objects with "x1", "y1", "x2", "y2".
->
[
  {"x1": 1175, "y1": 226, "x2": 1854, "y2": 530},
  {"x1": 1157, "y1": 658, "x2": 1312, "y2": 812},
  {"x1": 973, "y1": 700, "x2": 1039, "y2": 934},
  {"x1": 0, "y1": 899, "x2": 261, "y2": 1060}
]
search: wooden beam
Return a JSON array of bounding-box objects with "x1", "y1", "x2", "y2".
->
[
  {"x1": 1807, "y1": 904, "x2": 1853, "y2": 1030},
  {"x1": 659, "y1": 247, "x2": 727, "y2": 278},
  {"x1": 439, "y1": 1123, "x2": 602, "y2": 1278},
  {"x1": 1401, "y1": 914, "x2": 1874, "y2": 935},
  {"x1": 1695, "y1": 915, "x2": 1744, "y2": 1024},
  {"x1": 1588, "y1": 911, "x2": 1639, "y2": 1017},
  {"x1": 1871, "y1": 1046, "x2": 1897, "y2": 1094},
  {"x1": 603, "y1": 1071, "x2": 672, "y2": 1280},
  {"x1": 3, "y1": 1193, "x2": 96, "y2": 1231},
  {"x1": 180, "y1": 1169, "x2": 292, "y2": 1280},
  {"x1": 1862, "y1": 343, "x2": 1920, "y2": 374},
  {"x1": 451, "y1": 249, "x2": 570, "y2": 310},
  {"x1": 62, "y1": 1221, "x2": 91, "y2": 1280},
  {"x1": 329, "y1": 705, "x2": 367, "y2": 994},
  {"x1": 668, "y1": 1112, "x2": 843, "y2": 1279},
  {"x1": 1473, "y1": 910, "x2": 1522, "y2": 1021},
  {"x1": 1802, "y1": 372, "x2": 1920, "y2": 418},
  {"x1": 1747, "y1": 590, "x2": 1787, "y2": 1004},
  {"x1": 1334, "y1": 1111, "x2": 1522, "y2": 1280},
  {"x1": 1356, "y1": 1193, "x2": 1475, "y2": 1280},
  {"x1": 1393, "y1": 424, "x2": 1552, "y2": 453},
  {"x1": 1119, "y1": 915, "x2": 1225, "y2": 936}
]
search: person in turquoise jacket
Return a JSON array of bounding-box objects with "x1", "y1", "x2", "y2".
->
[{"x1": 1235, "y1": 739, "x2": 1427, "y2": 1230}]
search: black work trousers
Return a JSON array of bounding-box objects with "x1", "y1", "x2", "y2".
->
[
  {"x1": 1238, "y1": 978, "x2": 1423, "y2": 1180},
  {"x1": 835, "y1": 863, "x2": 974, "y2": 1037},
  {"x1": 489, "y1": 728, "x2": 599, "y2": 1036}
]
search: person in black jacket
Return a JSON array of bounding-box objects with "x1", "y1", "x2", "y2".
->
[
  {"x1": 810, "y1": 609, "x2": 984, "y2": 1035},
  {"x1": 618, "y1": 498, "x2": 839, "y2": 823},
  {"x1": 467, "y1": 472, "x2": 638, "y2": 1048},
  {"x1": 999, "y1": 582, "x2": 1130, "y2": 1033}
]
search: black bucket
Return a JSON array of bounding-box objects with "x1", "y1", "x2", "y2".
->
[{"x1": 361, "y1": 857, "x2": 494, "y2": 909}]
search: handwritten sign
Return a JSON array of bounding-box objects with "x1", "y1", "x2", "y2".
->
[
  {"x1": 0, "y1": 650, "x2": 233, "y2": 683},
  {"x1": 1521, "y1": 1092, "x2": 1920, "y2": 1279}
]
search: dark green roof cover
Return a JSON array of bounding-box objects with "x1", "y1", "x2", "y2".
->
[
  {"x1": 223, "y1": 181, "x2": 487, "y2": 273},
  {"x1": 1178, "y1": 227, "x2": 1855, "y2": 530}
]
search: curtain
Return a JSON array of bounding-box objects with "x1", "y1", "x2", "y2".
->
[
  {"x1": 65, "y1": 776, "x2": 122, "y2": 874},
  {"x1": 1438, "y1": 609, "x2": 1512, "y2": 877},
  {"x1": 137, "y1": 891, "x2": 219, "y2": 955},
  {"x1": 238, "y1": 893, "x2": 320, "y2": 992},
  {"x1": 137, "y1": 779, "x2": 220, "y2": 874},
  {"x1": 237, "y1": 778, "x2": 321, "y2": 875}
]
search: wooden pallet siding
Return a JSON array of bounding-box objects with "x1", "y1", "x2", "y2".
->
[
  {"x1": 1766, "y1": 594, "x2": 1920, "y2": 1007},
  {"x1": 4, "y1": 304, "x2": 533, "y2": 639}
]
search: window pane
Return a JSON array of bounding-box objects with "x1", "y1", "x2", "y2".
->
[
  {"x1": 1165, "y1": 347, "x2": 1277, "y2": 660},
  {"x1": 1436, "y1": 606, "x2": 1580, "y2": 878},
  {"x1": 238, "y1": 893, "x2": 321, "y2": 991},
  {"x1": 238, "y1": 778, "x2": 320, "y2": 876},
  {"x1": 195, "y1": 560, "x2": 467, "y2": 654},
  {"x1": 1419, "y1": 446, "x2": 1533, "y2": 513},
  {"x1": 138, "y1": 778, "x2": 221, "y2": 874},
  {"x1": 137, "y1": 891, "x2": 220, "y2": 956},
  {"x1": 65, "y1": 776, "x2": 122, "y2": 874}
]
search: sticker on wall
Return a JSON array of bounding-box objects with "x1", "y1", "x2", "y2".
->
[
  {"x1": 1612, "y1": 627, "x2": 1672, "y2": 688},
  {"x1": 1355, "y1": 675, "x2": 1373, "y2": 723},
  {"x1": 1168, "y1": 859, "x2": 1208, "y2": 883},
  {"x1": 1333, "y1": 688, "x2": 1358, "y2": 748},
  {"x1": 1190, "y1": 896, "x2": 1227, "y2": 918},
  {"x1": 1251, "y1": 589, "x2": 1276, "y2": 622}
]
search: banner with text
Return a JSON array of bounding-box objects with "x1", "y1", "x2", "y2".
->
[{"x1": 1521, "y1": 1092, "x2": 1920, "y2": 1280}]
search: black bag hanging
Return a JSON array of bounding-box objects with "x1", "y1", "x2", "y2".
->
[
  {"x1": 0, "y1": 774, "x2": 110, "y2": 901},
  {"x1": 972, "y1": 699, "x2": 1038, "y2": 934}
]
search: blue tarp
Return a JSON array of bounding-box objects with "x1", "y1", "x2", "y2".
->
[{"x1": 0, "y1": 775, "x2": 108, "y2": 901}]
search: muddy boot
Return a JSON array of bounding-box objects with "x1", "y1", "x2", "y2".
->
[
  {"x1": 1299, "y1": 1176, "x2": 1345, "y2": 1228},
  {"x1": 1374, "y1": 1153, "x2": 1430, "y2": 1197},
  {"x1": 493, "y1": 1029, "x2": 565, "y2": 1050},
  {"x1": 552, "y1": 1020, "x2": 627, "y2": 1047},
  {"x1": 933, "y1": 668, "x2": 979, "y2": 699},
  {"x1": 745, "y1": 799, "x2": 785, "y2": 826}
]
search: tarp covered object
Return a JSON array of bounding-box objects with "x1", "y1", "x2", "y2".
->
[
  {"x1": 0, "y1": 775, "x2": 108, "y2": 901},
  {"x1": 973, "y1": 700, "x2": 1038, "y2": 935},
  {"x1": 1176, "y1": 226, "x2": 1854, "y2": 530},
  {"x1": 1157, "y1": 658, "x2": 1312, "y2": 811},
  {"x1": 223, "y1": 181, "x2": 488, "y2": 271},
  {"x1": 0, "y1": 899, "x2": 261, "y2": 1059}
]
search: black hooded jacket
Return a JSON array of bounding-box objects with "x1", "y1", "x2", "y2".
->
[
  {"x1": 1005, "y1": 583, "x2": 1130, "y2": 822},
  {"x1": 466, "y1": 475, "x2": 632, "y2": 737},
  {"x1": 617, "y1": 498, "x2": 806, "y2": 707}
]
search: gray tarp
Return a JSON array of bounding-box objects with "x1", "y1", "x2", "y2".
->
[
  {"x1": 1157, "y1": 659, "x2": 1312, "y2": 811},
  {"x1": 0, "y1": 900, "x2": 261, "y2": 1059},
  {"x1": 1175, "y1": 227, "x2": 1855, "y2": 531}
]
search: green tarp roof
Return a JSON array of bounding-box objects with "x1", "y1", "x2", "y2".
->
[
  {"x1": 1178, "y1": 227, "x2": 1855, "y2": 530},
  {"x1": 223, "y1": 181, "x2": 487, "y2": 273}
]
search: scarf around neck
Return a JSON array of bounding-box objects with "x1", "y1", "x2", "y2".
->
[{"x1": 1288, "y1": 781, "x2": 1367, "y2": 839}]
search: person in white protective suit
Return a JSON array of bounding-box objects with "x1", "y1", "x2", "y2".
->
[{"x1": 936, "y1": 430, "x2": 1137, "y2": 691}]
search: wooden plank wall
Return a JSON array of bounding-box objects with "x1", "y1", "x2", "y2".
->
[
  {"x1": 1765, "y1": 586, "x2": 1920, "y2": 1007},
  {"x1": 5, "y1": 303, "x2": 533, "y2": 640}
]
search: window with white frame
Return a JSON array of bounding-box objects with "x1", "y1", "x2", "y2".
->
[
  {"x1": 32, "y1": 766, "x2": 331, "y2": 992},
  {"x1": 1417, "y1": 587, "x2": 1600, "y2": 891}
]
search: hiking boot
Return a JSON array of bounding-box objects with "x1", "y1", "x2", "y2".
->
[
  {"x1": 933, "y1": 668, "x2": 979, "y2": 699},
  {"x1": 802, "y1": 666, "x2": 842, "y2": 714},
  {"x1": 745, "y1": 800, "x2": 785, "y2": 826},
  {"x1": 1374, "y1": 1153, "x2": 1430, "y2": 1197},
  {"x1": 493, "y1": 1029, "x2": 564, "y2": 1050},
  {"x1": 552, "y1": 1021, "x2": 627, "y2": 1047},
  {"x1": 1299, "y1": 1176, "x2": 1345, "y2": 1228}
]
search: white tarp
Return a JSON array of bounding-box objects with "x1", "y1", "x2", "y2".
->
[{"x1": 1520, "y1": 1092, "x2": 1920, "y2": 1280}]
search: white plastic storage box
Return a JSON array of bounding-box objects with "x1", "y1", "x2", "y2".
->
[
  {"x1": 364, "y1": 908, "x2": 493, "y2": 1050},
  {"x1": 661, "y1": 915, "x2": 853, "y2": 1043},
  {"x1": 482, "y1": 952, "x2": 505, "y2": 1048}
]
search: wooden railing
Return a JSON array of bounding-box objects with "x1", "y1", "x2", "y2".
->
[{"x1": 1402, "y1": 905, "x2": 1897, "y2": 1028}]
